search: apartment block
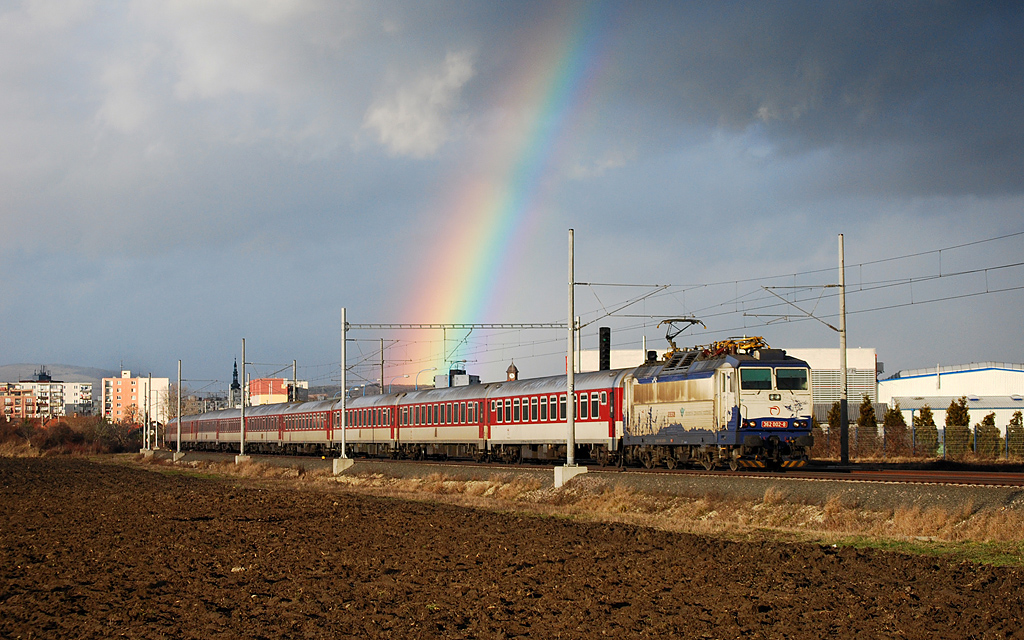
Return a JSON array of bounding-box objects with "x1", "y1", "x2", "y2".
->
[{"x1": 102, "y1": 370, "x2": 170, "y2": 424}]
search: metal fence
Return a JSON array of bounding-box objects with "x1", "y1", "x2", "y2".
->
[{"x1": 813, "y1": 424, "x2": 1024, "y2": 461}]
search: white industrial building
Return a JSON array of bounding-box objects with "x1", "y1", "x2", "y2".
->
[
  {"x1": 785, "y1": 348, "x2": 880, "y2": 406},
  {"x1": 879, "y1": 363, "x2": 1024, "y2": 433},
  {"x1": 579, "y1": 349, "x2": 647, "y2": 372}
]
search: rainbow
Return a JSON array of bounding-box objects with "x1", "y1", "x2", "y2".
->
[{"x1": 402, "y1": 4, "x2": 615, "y2": 375}]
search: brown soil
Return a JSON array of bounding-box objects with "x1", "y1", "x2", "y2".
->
[{"x1": 2, "y1": 457, "x2": 1022, "y2": 639}]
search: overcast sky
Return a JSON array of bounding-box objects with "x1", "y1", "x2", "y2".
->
[{"x1": 1, "y1": 1, "x2": 1022, "y2": 390}]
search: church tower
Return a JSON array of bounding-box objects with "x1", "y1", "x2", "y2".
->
[{"x1": 229, "y1": 360, "x2": 242, "y2": 408}]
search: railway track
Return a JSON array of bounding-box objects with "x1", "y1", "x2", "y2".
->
[{"x1": 166, "y1": 450, "x2": 1024, "y2": 487}]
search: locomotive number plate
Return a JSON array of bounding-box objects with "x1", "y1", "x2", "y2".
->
[{"x1": 761, "y1": 420, "x2": 787, "y2": 429}]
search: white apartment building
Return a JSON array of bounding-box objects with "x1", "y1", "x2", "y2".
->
[{"x1": 4, "y1": 368, "x2": 94, "y2": 418}]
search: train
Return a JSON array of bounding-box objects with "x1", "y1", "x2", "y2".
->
[{"x1": 165, "y1": 336, "x2": 814, "y2": 470}]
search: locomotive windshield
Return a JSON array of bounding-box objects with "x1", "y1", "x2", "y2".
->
[
  {"x1": 740, "y1": 368, "x2": 772, "y2": 390},
  {"x1": 776, "y1": 368, "x2": 809, "y2": 391}
]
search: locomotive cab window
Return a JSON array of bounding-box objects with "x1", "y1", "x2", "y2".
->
[
  {"x1": 740, "y1": 368, "x2": 773, "y2": 391},
  {"x1": 776, "y1": 368, "x2": 809, "y2": 391}
]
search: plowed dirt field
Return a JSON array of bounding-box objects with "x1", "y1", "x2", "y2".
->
[{"x1": 2, "y1": 457, "x2": 1022, "y2": 639}]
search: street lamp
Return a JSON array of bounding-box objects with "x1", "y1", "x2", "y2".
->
[
  {"x1": 388, "y1": 374, "x2": 409, "y2": 393},
  {"x1": 415, "y1": 367, "x2": 437, "y2": 390}
]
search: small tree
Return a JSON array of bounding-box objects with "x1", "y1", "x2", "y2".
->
[
  {"x1": 1008, "y1": 411, "x2": 1024, "y2": 458},
  {"x1": 825, "y1": 401, "x2": 842, "y2": 458},
  {"x1": 163, "y1": 384, "x2": 205, "y2": 421},
  {"x1": 810, "y1": 416, "x2": 827, "y2": 459},
  {"x1": 913, "y1": 405, "x2": 939, "y2": 457},
  {"x1": 973, "y1": 412, "x2": 1001, "y2": 459},
  {"x1": 882, "y1": 402, "x2": 910, "y2": 457},
  {"x1": 944, "y1": 397, "x2": 971, "y2": 457},
  {"x1": 120, "y1": 404, "x2": 141, "y2": 427},
  {"x1": 856, "y1": 395, "x2": 879, "y2": 457}
]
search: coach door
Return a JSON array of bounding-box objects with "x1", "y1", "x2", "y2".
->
[{"x1": 716, "y1": 369, "x2": 735, "y2": 431}]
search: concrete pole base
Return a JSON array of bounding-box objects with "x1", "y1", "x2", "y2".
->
[
  {"x1": 554, "y1": 465, "x2": 588, "y2": 488},
  {"x1": 333, "y1": 458, "x2": 355, "y2": 475},
  {"x1": 172, "y1": 452, "x2": 185, "y2": 462},
  {"x1": 139, "y1": 449, "x2": 154, "y2": 458},
  {"x1": 235, "y1": 454, "x2": 251, "y2": 464}
]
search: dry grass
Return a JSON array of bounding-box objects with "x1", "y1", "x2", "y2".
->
[
  {"x1": 0, "y1": 439, "x2": 38, "y2": 458},
  {"x1": 131, "y1": 455, "x2": 1024, "y2": 559}
]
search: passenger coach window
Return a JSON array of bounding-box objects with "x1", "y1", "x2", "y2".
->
[
  {"x1": 591, "y1": 394, "x2": 600, "y2": 418},
  {"x1": 559, "y1": 395, "x2": 566, "y2": 420},
  {"x1": 580, "y1": 393, "x2": 588, "y2": 419},
  {"x1": 776, "y1": 368, "x2": 809, "y2": 391},
  {"x1": 514, "y1": 399, "x2": 521, "y2": 422},
  {"x1": 504, "y1": 399, "x2": 512, "y2": 423},
  {"x1": 540, "y1": 397, "x2": 548, "y2": 421},
  {"x1": 740, "y1": 368, "x2": 773, "y2": 391},
  {"x1": 531, "y1": 397, "x2": 538, "y2": 421}
]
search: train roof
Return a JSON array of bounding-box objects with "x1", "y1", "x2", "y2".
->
[
  {"x1": 172, "y1": 368, "x2": 636, "y2": 422},
  {"x1": 486, "y1": 369, "x2": 631, "y2": 398},
  {"x1": 633, "y1": 348, "x2": 810, "y2": 383}
]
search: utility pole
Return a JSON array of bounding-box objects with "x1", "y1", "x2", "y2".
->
[
  {"x1": 839, "y1": 234, "x2": 849, "y2": 465},
  {"x1": 556, "y1": 229, "x2": 587, "y2": 487},
  {"x1": 176, "y1": 360, "x2": 181, "y2": 455},
  {"x1": 147, "y1": 373, "x2": 152, "y2": 450},
  {"x1": 567, "y1": 229, "x2": 576, "y2": 465},
  {"x1": 380, "y1": 338, "x2": 385, "y2": 396},
  {"x1": 334, "y1": 308, "x2": 353, "y2": 473},
  {"x1": 292, "y1": 360, "x2": 297, "y2": 402},
  {"x1": 238, "y1": 338, "x2": 248, "y2": 462}
]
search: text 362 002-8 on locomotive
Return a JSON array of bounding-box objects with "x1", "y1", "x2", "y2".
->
[{"x1": 166, "y1": 336, "x2": 813, "y2": 470}]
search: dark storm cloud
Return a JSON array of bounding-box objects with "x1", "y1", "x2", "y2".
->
[{"x1": 607, "y1": 1, "x2": 1024, "y2": 196}]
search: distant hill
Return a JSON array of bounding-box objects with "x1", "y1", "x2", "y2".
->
[{"x1": 0, "y1": 364, "x2": 118, "y2": 387}]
